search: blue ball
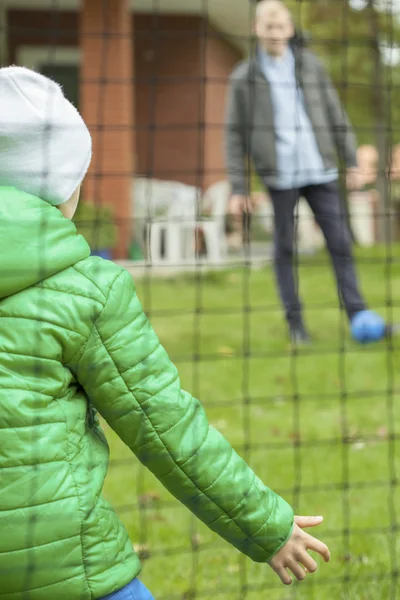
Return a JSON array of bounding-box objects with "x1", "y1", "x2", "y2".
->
[{"x1": 351, "y1": 310, "x2": 386, "y2": 344}]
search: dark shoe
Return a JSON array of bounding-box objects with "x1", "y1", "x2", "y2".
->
[{"x1": 290, "y1": 324, "x2": 311, "y2": 345}]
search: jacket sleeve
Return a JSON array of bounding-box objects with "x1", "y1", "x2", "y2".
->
[
  {"x1": 74, "y1": 268, "x2": 294, "y2": 563},
  {"x1": 225, "y1": 76, "x2": 249, "y2": 196},
  {"x1": 317, "y1": 60, "x2": 358, "y2": 168}
]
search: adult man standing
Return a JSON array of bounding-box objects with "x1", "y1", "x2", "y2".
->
[{"x1": 225, "y1": 0, "x2": 380, "y2": 344}]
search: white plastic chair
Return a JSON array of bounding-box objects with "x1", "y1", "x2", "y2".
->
[
  {"x1": 178, "y1": 180, "x2": 230, "y2": 263},
  {"x1": 142, "y1": 181, "x2": 199, "y2": 263},
  {"x1": 349, "y1": 191, "x2": 375, "y2": 247},
  {"x1": 252, "y1": 191, "x2": 274, "y2": 234},
  {"x1": 132, "y1": 177, "x2": 201, "y2": 263},
  {"x1": 134, "y1": 178, "x2": 230, "y2": 264},
  {"x1": 150, "y1": 187, "x2": 198, "y2": 263},
  {"x1": 133, "y1": 177, "x2": 171, "y2": 252}
]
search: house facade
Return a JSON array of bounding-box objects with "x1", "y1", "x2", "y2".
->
[{"x1": 3, "y1": 0, "x2": 247, "y2": 257}]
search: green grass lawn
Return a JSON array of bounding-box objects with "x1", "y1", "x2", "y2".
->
[{"x1": 103, "y1": 246, "x2": 400, "y2": 600}]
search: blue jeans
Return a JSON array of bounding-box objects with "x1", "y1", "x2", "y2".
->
[{"x1": 100, "y1": 578, "x2": 155, "y2": 600}]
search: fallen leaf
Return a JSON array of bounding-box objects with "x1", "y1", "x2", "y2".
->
[
  {"x1": 132, "y1": 543, "x2": 151, "y2": 561},
  {"x1": 217, "y1": 346, "x2": 236, "y2": 357},
  {"x1": 289, "y1": 432, "x2": 301, "y2": 444},
  {"x1": 191, "y1": 534, "x2": 202, "y2": 549},
  {"x1": 340, "y1": 553, "x2": 353, "y2": 563},
  {"x1": 211, "y1": 419, "x2": 227, "y2": 430},
  {"x1": 227, "y1": 274, "x2": 240, "y2": 284},
  {"x1": 138, "y1": 492, "x2": 160, "y2": 508},
  {"x1": 377, "y1": 426, "x2": 388, "y2": 439},
  {"x1": 352, "y1": 440, "x2": 366, "y2": 451},
  {"x1": 149, "y1": 513, "x2": 165, "y2": 522},
  {"x1": 227, "y1": 564, "x2": 240, "y2": 574}
]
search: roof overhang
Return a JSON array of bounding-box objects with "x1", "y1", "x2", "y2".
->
[{"x1": 5, "y1": 0, "x2": 254, "y2": 53}]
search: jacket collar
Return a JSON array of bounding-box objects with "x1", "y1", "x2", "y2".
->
[{"x1": 247, "y1": 40, "x2": 306, "y2": 84}]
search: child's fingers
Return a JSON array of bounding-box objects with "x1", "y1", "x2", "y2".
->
[
  {"x1": 304, "y1": 533, "x2": 331, "y2": 562},
  {"x1": 287, "y1": 559, "x2": 306, "y2": 582},
  {"x1": 299, "y1": 552, "x2": 318, "y2": 574},
  {"x1": 273, "y1": 565, "x2": 292, "y2": 586},
  {"x1": 294, "y1": 516, "x2": 323, "y2": 529}
]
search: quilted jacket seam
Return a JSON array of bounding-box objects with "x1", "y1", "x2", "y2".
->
[
  {"x1": 206, "y1": 473, "x2": 257, "y2": 529},
  {"x1": 0, "y1": 458, "x2": 66, "y2": 470},
  {"x1": 229, "y1": 473, "x2": 257, "y2": 515},
  {"x1": 0, "y1": 314, "x2": 86, "y2": 338},
  {"x1": 197, "y1": 443, "x2": 234, "y2": 492},
  {"x1": 71, "y1": 264, "x2": 107, "y2": 299},
  {"x1": 91, "y1": 343, "x2": 160, "y2": 394},
  {"x1": 0, "y1": 532, "x2": 80, "y2": 556},
  {"x1": 0, "y1": 573, "x2": 84, "y2": 596},
  {"x1": 66, "y1": 333, "x2": 93, "y2": 369},
  {"x1": 35, "y1": 283, "x2": 104, "y2": 307},
  {"x1": 72, "y1": 264, "x2": 124, "y2": 302},
  {"x1": 0, "y1": 387, "x2": 53, "y2": 399},
  {"x1": 101, "y1": 309, "x2": 146, "y2": 346},
  {"x1": 0, "y1": 495, "x2": 77, "y2": 513},
  {"x1": 67, "y1": 270, "x2": 124, "y2": 367},
  {"x1": 153, "y1": 400, "x2": 208, "y2": 460},
  {"x1": 53, "y1": 397, "x2": 92, "y2": 599},
  {"x1": 108, "y1": 370, "x2": 180, "y2": 431},
  {"x1": 251, "y1": 508, "x2": 275, "y2": 540},
  {"x1": 138, "y1": 372, "x2": 179, "y2": 413},
  {"x1": 0, "y1": 349, "x2": 58, "y2": 363}
]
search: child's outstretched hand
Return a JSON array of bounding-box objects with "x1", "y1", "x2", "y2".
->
[{"x1": 269, "y1": 516, "x2": 330, "y2": 585}]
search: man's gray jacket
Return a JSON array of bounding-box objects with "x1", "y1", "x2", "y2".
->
[{"x1": 225, "y1": 47, "x2": 357, "y2": 194}]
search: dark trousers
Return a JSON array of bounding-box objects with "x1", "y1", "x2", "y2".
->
[{"x1": 268, "y1": 180, "x2": 367, "y2": 326}]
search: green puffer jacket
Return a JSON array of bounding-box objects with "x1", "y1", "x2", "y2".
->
[{"x1": 0, "y1": 187, "x2": 294, "y2": 600}]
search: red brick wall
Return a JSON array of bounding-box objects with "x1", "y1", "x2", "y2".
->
[
  {"x1": 8, "y1": 10, "x2": 78, "y2": 61},
  {"x1": 135, "y1": 15, "x2": 204, "y2": 186},
  {"x1": 204, "y1": 27, "x2": 242, "y2": 189},
  {"x1": 80, "y1": 0, "x2": 134, "y2": 259}
]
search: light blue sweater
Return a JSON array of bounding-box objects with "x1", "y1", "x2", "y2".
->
[{"x1": 258, "y1": 47, "x2": 338, "y2": 189}]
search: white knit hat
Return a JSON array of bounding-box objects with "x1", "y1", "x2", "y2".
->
[{"x1": 0, "y1": 66, "x2": 92, "y2": 205}]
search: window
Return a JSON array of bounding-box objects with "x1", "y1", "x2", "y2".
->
[
  {"x1": 17, "y1": 47, "x2": 81, "y2": 108},
  {"x1": 39, "y1": 63, "x2": 79, "y2": 108}
]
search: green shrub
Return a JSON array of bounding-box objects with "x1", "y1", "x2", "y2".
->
[{"x1": 73, "y1": 201, "x2": 117, "y2": 250}]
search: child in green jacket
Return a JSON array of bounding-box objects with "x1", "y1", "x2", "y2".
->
[{"x1": 0, "y1": 66, "x2": 330, "y2": 600}]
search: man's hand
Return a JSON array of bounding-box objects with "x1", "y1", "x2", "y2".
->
[
  {"x1": 346, "y1": 167, "x2": 363, "y2": 191},
  {"x1": 269, "y1": 516, "x2": 331, "y2": 586},
  {"x1": 229, "y1": 194, "x2": 252, "y2": 223}
]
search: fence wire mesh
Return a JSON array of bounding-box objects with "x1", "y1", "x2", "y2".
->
[{"x1": 1, "y1": 1, "x2": 400, "y2": 599}]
